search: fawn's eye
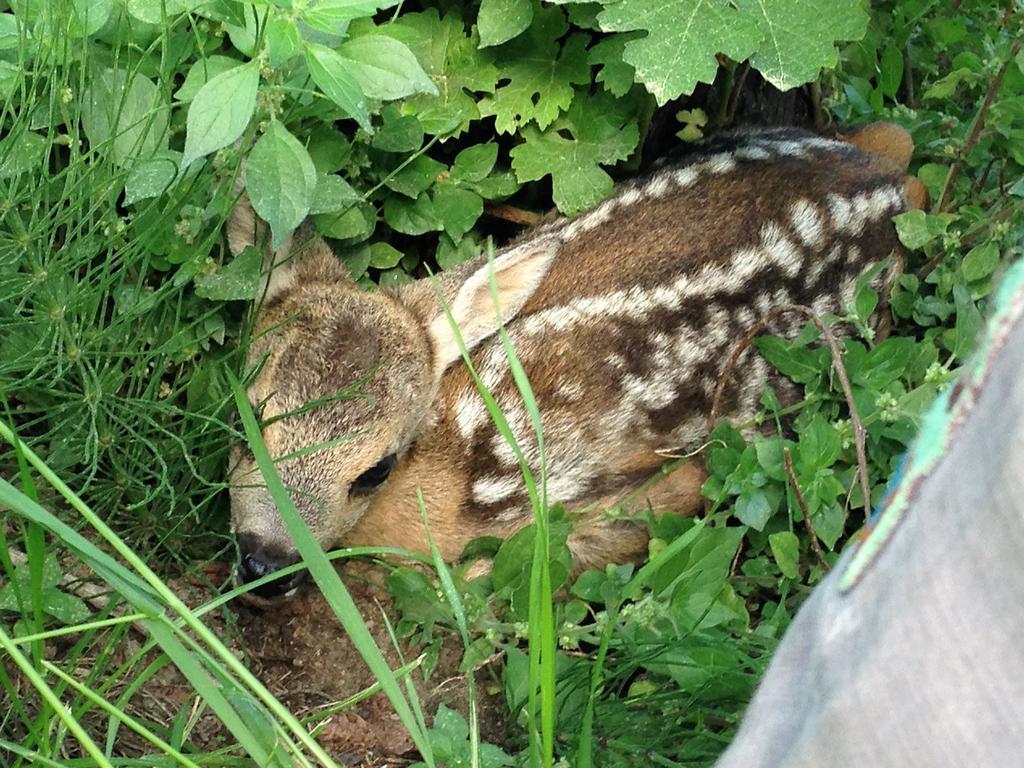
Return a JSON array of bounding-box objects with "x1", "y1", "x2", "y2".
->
[{"x1": 351, "y1": 453, "x2": 397, "y2": 494}]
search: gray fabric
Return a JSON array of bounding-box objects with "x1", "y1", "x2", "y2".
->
[{"x1": 716, "y1": 317, "x2": 1024, "y2": 767}]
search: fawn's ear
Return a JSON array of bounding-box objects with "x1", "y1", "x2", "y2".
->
[
  {"x1": 227, "y1": 194, "x2": 351, "y2": 303},
  {"x1": 426, "y1": 238, "x2": 558, "y2": 378}
]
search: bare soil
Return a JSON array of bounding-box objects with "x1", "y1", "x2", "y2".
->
[{"x1": 140, "y1": 559, "x2": 511, "y2": 766}]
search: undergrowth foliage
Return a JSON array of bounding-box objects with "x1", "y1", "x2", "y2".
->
[{"x1": 1, "y1": 0, "x2": 1023, "y2": 765}]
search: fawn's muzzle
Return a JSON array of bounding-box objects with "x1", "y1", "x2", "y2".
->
[{"x1": 235, "y1": 534, "x2": 303, "y2": 599}]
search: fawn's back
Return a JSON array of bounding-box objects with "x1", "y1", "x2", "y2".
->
[{"x1": 229, "y1": 123, "x2": 919, "y2": 597}]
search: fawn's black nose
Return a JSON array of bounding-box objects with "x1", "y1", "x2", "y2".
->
[{"x1": 236, "y1": 535, "x2": 302, "y2": 599}]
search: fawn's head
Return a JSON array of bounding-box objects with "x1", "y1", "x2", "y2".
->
[{"x1": 226, "y1": 198, "x2": 556, "y2": 597}]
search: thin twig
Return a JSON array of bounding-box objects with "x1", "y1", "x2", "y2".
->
[
  {"x1": 934, "y1": 36, "x2": 1022, "y2": 212},
  {"x1": 708, "y1": 304, "x2": 874, "y2": 529},
  {"x1": 809, "y1": 82, "x2": 825, "y2": 131},
  {"x1": 724, "y1": 61, "x2": 751, "y2": 127},
  {"x1": 783, "y1": 448, "x2": 830, "y2": 571},
  {"x1": 902, "y1": 45, "x2": 915, "y2": 108}
]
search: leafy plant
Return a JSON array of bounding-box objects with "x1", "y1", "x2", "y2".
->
[{"x1": 2, "y1": 0, "x2": 1022, "y2": 766}]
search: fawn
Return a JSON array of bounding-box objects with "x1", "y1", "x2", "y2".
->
[{"x1": 228, "y1": 122, "x2": 923, "y2": 598}]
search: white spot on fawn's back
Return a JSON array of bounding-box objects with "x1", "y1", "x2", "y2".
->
[{"x1": 790, "y1": 199, "x2": 826, "y2": 248}]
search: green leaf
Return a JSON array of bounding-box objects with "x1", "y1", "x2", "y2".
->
[
  {"x1": 893, "y1": 209, "x2": 948, "y2": 250},
  {"x1": 194, "y1": 246, "x2": 263, "y2": 301},
  {"x1": 124, "y1": 151, "x2": 181, "y2": 204},
  {"x1": 451, "y1": 143, "x2": 498, "y2": 183},
  {"x1": 510, "y1": 89, "x2": 639, "y2": 214},
  {"x1": 478, "y1": 0, "x2": 533, "y2": 47},
  {"x1": 878, "y1": 44, "x2": 904, "y2": 97},
  {"x1": 266, "y1": 16, "x2": 302, "y2": 68},
  {"x1": 768, "y1": 531, "x2": 800, "y2": 579},
  {"x1": 82, "y1": 67, "x2": 169, "y2": 166},
  {"x1": 302, "y1": 0, "x2": 398, "y2": 36},
  {"x1": 751, "y1": 336, "x2": 822, "y2": 384},
  {"x1": 125, "y1": 0, "x2": 197, "y2": 24},
  {"x1": 588, "y1": 33, "x2": 640, "y2": 97},
  {"x1": 304, "y1": 42, "x2": 372, "y2": 132},
  {"x1": 181, "y1": 60, "x2": 259, "y2": 168},
  {"x1": 376, "y1": 9, "x2": 498, "y2": 136},
  {"x1": 961, "y1": 242, "x2": 1000, "y2": 282},
  {"x1": 432, "y1": 184, "x2": 484, "y2": 240},
  {"x1": 597, "y1": 0, "x2": 761, "y2": 104},
  {"x1": 383, "y1": 193, "x2": 443, "y2": 235},
  {"x1": 383, "y1": 154, "x2": 446, "y2": 198},
  {"x1": 174, "y1": 56, "x2": 241, "y2": 102},
  {"x1": 315, "y1": 203, "x2": 376, "y2": 240},
  {"x1": 0, "y1": 131, "x2": 48, "y2": 180},
  {"x1": 310, "y1": 173, "x2": 361, "y2": 215},
  {"x1": 798, "y1": 415, "x2": 839, "y2": 470},
  {"x1": 479, "y1": 7, "x2": 590, "y2": 133},
  {"x1": 0, "y1": 13, "x2": 21, "y2": 50},
  {"x1": 735, "y1": 0, "x2": 868, "y2": 91},
  {"x1": 372, "y1": 106, "x2": 424, "y2": 152},
  {"x1": 436, "y1": 233, "x2": 480, "y2": 269},
  {"x1": 368, "y1": 242, "x2": 404, "y2": 269},
  {"x1": 735, "y1": 490, "x2": 772, "y2": 530},
  {"x1": 69, "y1": 0, "x2": 114, "y2": 37},
  {"x1": 245, "y1": 120, "x2": 317, "y2": 248},
  {"x1": 338, "y1": 35, "x2": 438, "y2": 100}
]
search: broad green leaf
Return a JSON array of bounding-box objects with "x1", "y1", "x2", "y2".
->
[
  {"x1": 375, "y1": 9, "x2": 498, "y2": 136},
  {"x1": 315, "y1": 203, "x2": 376, "y2": 240},
  {"x1": 511, "y1": 90, "x2": 640, "y2": 214},
  {"x1": 383, "y1": 193, "x2": 443, "y2": 235},
  {"x1": 245, "y1": 120, "x2": 317, "y2": 248},
  {"x1": 372, "y1": 106, "x2": 424, "y2": 152},
  {"x1": 194, "y1": 246, "x2": 263, "y2": 301},
  {"x1": 304, "y1": 42, "x2": 372, "y2": 132},
  {"x1": 734, "y1": 0, "x2": 868, "y2": 91},
  {"x1": 961, "y1": 242, "x2": 999, "y2": 282},
  {"x1": 752, "y1": 336, "x2": 822, "y2": 384},
  {"x1": 0, "y1": 13, "x2": 19, "y2": 50},
  {"x1": 436, "y1": 232, "x2": 480, "y2": 269},
  {"x1": 181, "y1": 60, "x2": 259, "y2": 168},
  {"x1": 588, "y1": 33, "x2": 640, "y2": 97},
  {"x1": 69, "y1": 0, "x2": 113, "y2": 37},
  {"x1": 432, "y1": 184, "x2": 483, "y2": 240},
  {"x1": 124, "y1": 151, "x2": 181, "y2": 204},
  {"x1": 82, "y1": 68, "x2": 169, "y2": 166},
  {"x1": 302, "y1": 0, "x2": 398, "y2": 36},
  {"x1": 174, "y1": 56, "x2": 241, "y2": 102},
  {"x1": 597, "y1": 0, "x2": 762, "y2": 104},
  {"x1": 480, "y1": 7, "x2": 590, "y2": 133},
  {"x1": 735, "y1": 490, "x2": 772, "y2": 530},
  {"x1": 126, "y1": 0, "x2": 198, "y2": 24},
  {"x1": 310, "y1": 173, "x2": 361, "y2": 214},
  {"x1": 893, "y1": 209, "x2": 948, "y2": 250},
  {"x1": 798, "y1": 415, "x2": 839, "y2": 471},
  {"x1": 878, "y1": 44, "x2": 904, "y2": 97},
  {"x1": 0, "y1": 131, "x2": 48, "y2": 179},
  {"x1": 478, "y1": 0, "x2": 533, "y2": 48},
  {"x1": 384, "y1": 154, "x2": 446, "y2": 198},
  {"x1": 0, "y1": 61, "x2": 18, "y2": 100},
  {"x1": 265, "y1": 16, "x2": 302, "y2": 68},
  {"x1": 337, "y1": 35, "x2": 437, "y2": 100},
  {"x1": 368, "y1": 242, "x2": 404, "y2": 269},
  {"x1": 768, "y1": 531, "x2": 800, "y2": 579},
  {"x1": 451, "y1": 143, "x2": 498, "y2": 183}
]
